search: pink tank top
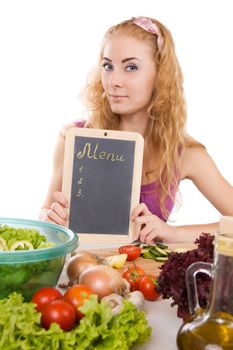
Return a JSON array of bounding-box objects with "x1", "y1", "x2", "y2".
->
[
  {"x1": 140, "y1": 182, "x2": 176, "y2": 222},
  {"x1": 74, "y1": 120, "x2": 176, "y2": 222}
]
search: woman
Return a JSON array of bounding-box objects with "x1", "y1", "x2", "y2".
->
[{"x1": 40, "y1": 16, "x2": 233, "y2": 243}]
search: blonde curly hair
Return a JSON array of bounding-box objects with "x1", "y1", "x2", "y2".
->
[{"x1": 82, "y1": 17, "x2": 188, "y2": 219}]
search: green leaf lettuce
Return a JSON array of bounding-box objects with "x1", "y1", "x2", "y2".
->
[{"x1": 0, "y1": 293, "x2": 151, "y2": 350}]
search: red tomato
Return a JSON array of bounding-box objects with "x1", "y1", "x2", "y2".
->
[
  {"x1": 41, "y1": 300, "x2": 76, "y2": 331},
  {"x1": 32, "y1": 287, "x2": 63, "y2": 312},
  {"x1": 63, "y1": 284, "x2": 94, "y2": 320},
  {"x1": 139, "y1": 275, "x2": 160, "y2": 301},
  {"x1": 122, "y1": 264, "x2": 145, "y2": 291},
  {"x1": 118, "y1": 245, "x2": 141, "y2": 261}
]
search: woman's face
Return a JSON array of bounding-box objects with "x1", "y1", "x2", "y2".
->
[{"x1": 101, "y1": 35, "x2": 156, "y2": 119}]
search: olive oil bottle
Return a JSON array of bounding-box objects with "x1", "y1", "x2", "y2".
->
[{"x1": 177, "y1": 216, "x2": 233, "y2": 350}]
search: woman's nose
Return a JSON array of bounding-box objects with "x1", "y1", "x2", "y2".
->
[{"x1": 108, "y1": 70, "x2": 123, "y2": 88}]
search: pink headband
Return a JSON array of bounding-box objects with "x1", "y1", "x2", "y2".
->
[{"x1": 133, "y1": 17, "x2": 163, "y2": 51}]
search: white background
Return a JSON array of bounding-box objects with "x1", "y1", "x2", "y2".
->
[{"x1": 0, "y1": 0, "x2": 232, "y2": 226}]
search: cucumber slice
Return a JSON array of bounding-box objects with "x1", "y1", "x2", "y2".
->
[
  {"x1": 0, "y1": 237, "x2": 8, "y2": 251},
  {"x1": 153, "y1": 246, "x2": 168, "y2": 257},
  {"x1": 10, "y1": 240, "x2": 34, "y2": 251},
  {"x1": 141, "y1": 248, "x2": 152, "y2": 254},
  {"x1": 155, "y1": 256, "x2": 168, "y2": 262},
  {"x1": 156, "y1": 242, "x2": 168, "y2": 249},
  {"x1": 141, "y1": 251, "x2": 159, "y2": 260}
]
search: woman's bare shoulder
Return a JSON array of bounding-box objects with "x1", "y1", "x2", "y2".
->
[
  {"x1": 59, "y1": 119, "x2": 91, "y2": 138},
  {"x1": 180, "y1": 137, "x2": 208, "y2": 179},
  {"x1": 59, "y1": 122, "x2": 76, "y2": 138},
  {"x1": 184, "y1": 135, "x2": 206, "y2": 149}
]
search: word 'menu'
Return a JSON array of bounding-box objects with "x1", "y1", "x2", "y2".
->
[{"x1": 77, "y1": 142, "x2": 125, "y2": 162}]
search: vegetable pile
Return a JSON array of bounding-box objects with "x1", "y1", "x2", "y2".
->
[
  {"x1": 66, "y1": 250, "x2": 160, "y2": 302},
  {"x1": 65, "y1": 251, "x2": 128, "y2": 299},
  {"x1": 157, "y1": 233, "x2": 214, "y2": 318},
  {"x1": 0, "y1": 292, "x2": 151, "y2": 349}
]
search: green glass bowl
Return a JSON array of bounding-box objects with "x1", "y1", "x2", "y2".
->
[{"x1": 0, "y1": 218, "x2": 78, "y2": 301}]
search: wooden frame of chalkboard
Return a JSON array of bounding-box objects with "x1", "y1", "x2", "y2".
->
[{"x1": 62, "y1": 127, "x2": 144, "y2": 243}]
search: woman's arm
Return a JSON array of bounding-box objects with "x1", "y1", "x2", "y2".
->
[
  {"x1": 132, "y1": 147, "x2": 233, "y2": 243},
  {"x1": 174, "y1": 146, "x2": 233, "y2": 240},
  {"x1": 181, "y1": 147, "x2": 233, "y2": 215}
]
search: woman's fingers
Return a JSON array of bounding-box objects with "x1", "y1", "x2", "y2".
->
[
  {"x1": 133, "y1": 214, "x2": 156, "y2": 241},
  {"x1": 50, "y1": 201, "x2": 68, "y2": 220},
  {"x1": 133, "y1": 218, "x2": 142, "y2": 241},
  {"x1": 47, "y1": 207, "x2": 68, "y2": 226},
  {"x1": 132, "y1": 203, "x2": 174, "y2": 243},
  {"x1": 44, "y1": 191, "x2": 70, "y2": 226},
  {"x1": 131, "y1": 203, "x2": 151, "y2": 220},
  {"x1": 53, "y1": 191, "x2": 69, "y2": 208},
  {"x1": 144, "y1": 231, "x2": 158, "y2": 244},
  {"x1": 139, "y1": 221, "x2": 157, "y2": 242}
]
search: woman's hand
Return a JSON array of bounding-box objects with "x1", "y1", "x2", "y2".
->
[
  {"x1": 131, "y1": 203, "x2": 175, "y2": 244},
  {"x1": 40, "y1": 191, "x2": 69, "y2": 227}
]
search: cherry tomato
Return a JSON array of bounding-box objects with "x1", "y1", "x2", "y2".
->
[
  {"x1": 63, "y1": 284, "x2": 94, "y2": 320},
  {"x1": 122, "y1": 264, "x2": 145, "y2": 291},
  {"x1": 41, "y1": 299, "x2": 76, "y2": 331},
  {"x1": 139, "y1": 275, "x2": 160, "y2": 301},
  {"x1": 118, "y1": 245, "x2": 141, "y2": 261},
  {"x1": 32, "y1": 287, "x2": 63, "y2": 312}
]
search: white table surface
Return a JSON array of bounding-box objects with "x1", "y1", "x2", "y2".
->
[{"x1": 60, "y1": 242, "x2": 183, "y2": 350}]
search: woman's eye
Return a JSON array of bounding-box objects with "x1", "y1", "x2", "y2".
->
[
  {"x1": 102, "y1": 63, "x2": 113, "y2": 71},
  {"x1": 126, "y1": 64, "x2": 137, "y2": 72}
]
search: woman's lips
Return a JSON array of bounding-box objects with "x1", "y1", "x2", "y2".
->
[{"x1": 109, "y1": 94, "x2": 128, "y2": 100}]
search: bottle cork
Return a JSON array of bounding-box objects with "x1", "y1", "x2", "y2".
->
[
  {"x1": 217, "y1": 216, "x2": 233, "y2": 256},
  {"x1": 219, "y1": 216, "x2": 233, "y2": 235}
]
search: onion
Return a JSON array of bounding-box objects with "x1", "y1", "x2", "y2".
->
[
  {"x1": 66, "y1": 251, "x2": 102, "y2": 284},
  {"x1": 79, "y1": 265, "x2": 126, "y2": 299}
]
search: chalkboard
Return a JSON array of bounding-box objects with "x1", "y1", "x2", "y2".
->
[{"x1": 62, "y1": 127, "x2": 144, "y2": 243}]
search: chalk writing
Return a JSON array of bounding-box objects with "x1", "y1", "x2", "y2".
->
[
  {"x1": 78, "y1": 177, "x2": 83, "y2": 185},
  {"x1": 77, "y1": 189, "x2": 82, "y2": 197},
  {"x1": 77, "y1": 142, "x2": 125, "y2": 162}
]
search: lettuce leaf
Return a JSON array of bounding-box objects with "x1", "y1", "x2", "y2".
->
[{"x1": 0, "y1": 225, "x2": 53, "y2": 250}]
